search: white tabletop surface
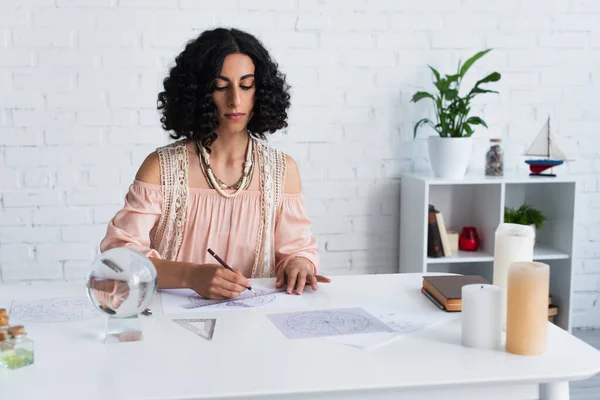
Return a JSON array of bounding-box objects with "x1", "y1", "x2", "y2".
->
[{"x1": 1, "y1": 273, "x2": 599, "y2": 400}]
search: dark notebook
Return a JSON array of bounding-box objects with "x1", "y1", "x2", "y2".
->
[{"x1": 422, "y1": 275, "x2": 491, "y2": 312}]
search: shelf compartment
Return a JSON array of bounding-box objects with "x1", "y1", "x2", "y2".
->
[
  {"x1": 427, "y1": 245, "x2": 569, "y2": 264},
  {"x1": 504, "y1": 182, "x2": 575, "y2": 257},
  {"x1": 427, "y1": 250, "x2": 493, "y2": 264},
  {"x1": 428, "y1": 183, "x2": 503, "y2": 256}
]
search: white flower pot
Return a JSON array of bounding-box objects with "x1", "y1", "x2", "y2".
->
[{"x1": 427, "y1": 136, "x2": 473, "y2": 179}]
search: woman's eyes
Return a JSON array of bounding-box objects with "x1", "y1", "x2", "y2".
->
[{"x1": 214, "y1": 85, "x2": 254, "y2": 91}]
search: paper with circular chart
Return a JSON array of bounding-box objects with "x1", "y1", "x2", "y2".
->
[
  {"x1": 267, "y1": 307, "x2": 393, "y2": 340},
  {"x1": 160, "y1": 281, "x2": 313, "y2": 313},
  {"x1": 323, "y1": 303, "x2": 458, "y2": 350},
  {"x1": 9, "y1": 297, "x2": 99, "y2": 323}
]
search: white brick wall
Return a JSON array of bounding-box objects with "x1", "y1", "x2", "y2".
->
[{"x1": 0, "y1": 0, "x2": 599, "y2": 327}]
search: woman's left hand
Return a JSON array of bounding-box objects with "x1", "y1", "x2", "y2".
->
[{"x1": 276, "y1": 257, "x2": 331, "y2": 295}]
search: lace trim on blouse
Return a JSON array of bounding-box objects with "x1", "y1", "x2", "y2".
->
[{"x1": 154, "y1": 139, "x2": 286, "y2": 278}]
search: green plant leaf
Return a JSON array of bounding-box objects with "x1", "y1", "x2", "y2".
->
[
  {"x1": 445, "y1": 74, "x2": 460, "y2": 86},
  {"x1": 504, "y1": 204, "x2": 547, "y2": 229},
  {"x1": 428, "y1": 65, "x2": 441, "y2": 82},
  {"x1": 445, "y1": 89, "x2": 459, "y2": 100},
  {"x1": 410, "y1": 91, "x2": 435, "y2": 103},
  {"x1": 435, "y1": 96, "x2": 443, "y2": 112},
  {"x1": 434, "y1": 78, "x2": 449, "y2": 93},
  {"x1": 473, "y1": 72, "x2": 501, "y2": 88},
  {"x1": 466, "y1": 116, "x2": 488, "y2": 128},
  {"x1": 459, "y1": 49, "x2": 493, "y2": 78},
  {"x1": 469, "y1": 87, "x2": 499, "y2": 96},
  {"x1": 467, "y1": 72, "x2": 501, "y2": 99},
  {"x1": 464, "y1": 124, "x2": 474, "y2": 137},
  {"x1": 413, "y1": 118, "x2": 436, "y2": 138},
  {"x1": 438, "y1": 112, "x2": 452, "y2": 137}
]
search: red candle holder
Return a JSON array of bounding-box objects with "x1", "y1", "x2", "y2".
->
[{"x1": 459, "y1": 226, "x2": 480, "y2": 251}]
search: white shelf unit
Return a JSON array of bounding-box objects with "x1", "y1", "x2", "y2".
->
[{"x1": 399, "y1": 172, "x2": 577, "y2": 332}]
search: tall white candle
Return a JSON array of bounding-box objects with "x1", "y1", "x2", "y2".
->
[
  {"x1": 493, "y1": 223, "x2": 535, "y2": 328},
  {"x1": 461, "y1": 284, "x2": 502, "y2": 350}
]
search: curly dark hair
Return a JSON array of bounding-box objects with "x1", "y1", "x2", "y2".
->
[{"x1": 157, "y1": 27, "x2": 291, "y2": 148}]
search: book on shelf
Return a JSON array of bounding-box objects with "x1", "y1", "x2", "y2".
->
[
  {"x1": 435, "y1": 209, "x2": 452, "y2": 256},
  {"x1": 548, "y1": 300, "x2": 558, "y2": 323},
  {"x1": 422, "y1": 275, "x2": 491, "y2": 312},
  {"x1": 427, "y1": 204, "x2": 451, "y2": 258}
]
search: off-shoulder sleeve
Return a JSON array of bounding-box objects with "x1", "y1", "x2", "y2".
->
[
  {"x1": 99, "y1": 180, "x2": 163, "y2": 259},
  {"x1": 274, "y1": 193, "x2": 320, "y2": 274}
]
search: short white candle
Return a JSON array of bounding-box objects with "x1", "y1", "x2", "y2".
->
[{"x1": 461, "y1": 284, "x2": 502, "y2": 350}]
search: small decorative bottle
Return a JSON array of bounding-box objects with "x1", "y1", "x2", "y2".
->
[
  {"x1": 0, "y1": 330, "x2": 10, "y2": 368},
  {"x1": 2, "y1": 325, "x2": 34, "y2": 369},
  {"x1": 485, "y1": 138, "x2": 504, "y2": 176},
  {"x1": 0, "y1": 308, "x2": 7, "y2": 328},
  {"x1": 0, "y1": 328, "x2": 12, "y2": 368}
]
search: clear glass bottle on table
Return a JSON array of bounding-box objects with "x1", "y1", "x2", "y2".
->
[
  {"x1": 0, "y1": 330, "x2": 11, "y2": 368},
  {"x1": 485, "y1": 138, "x2": 504, "y2": 176},
  {"x1": 1, "y1": 325, "x2": 34, "y2": 369}
]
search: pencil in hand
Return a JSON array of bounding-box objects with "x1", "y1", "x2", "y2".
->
[{"x1": 207, "y1": 248, "x2": 256, "y2": 294}]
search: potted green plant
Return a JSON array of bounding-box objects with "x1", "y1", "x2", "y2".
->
[
  {"x1": 411, "y1": 49, "x2": 501, "y2": 179},
  {"x1": 504, "y1": 204, "x2": 547, "y2": 241}
]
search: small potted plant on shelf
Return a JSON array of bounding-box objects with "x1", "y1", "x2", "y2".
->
[
  {"x1": 504, "y1": 204, "x2": 547, "y2": 240},
  {"x1": 411, "y1": 49, "x2": 501, "y2": 179}
]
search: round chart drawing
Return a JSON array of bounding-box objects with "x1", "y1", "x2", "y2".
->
[
  {"x1": 10, "y1": 297, "x2": 100, "y2": 323},
  {"x1": 283, "y1": 310, "x2": 372, "y2": 337}
]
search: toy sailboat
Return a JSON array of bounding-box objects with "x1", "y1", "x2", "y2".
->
[{"x1": 524, "y1": 116, "x2": 567, "y2": 177}]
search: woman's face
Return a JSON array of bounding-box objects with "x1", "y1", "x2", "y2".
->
[{"x1": 212, "y1": 53, "x2": 256, "y2": 133}]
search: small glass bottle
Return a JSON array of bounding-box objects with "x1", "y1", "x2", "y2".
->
[
  {"x1": 0, "y1": 308, "x2": 7, "y2": 328},
  {"x1": 0, "y1": 330, "x2": 11, "y2": 368},
  {"x1": 2, "y1": 325, "x2": 34, "y2": 369},
  {"x1": 485, "y1": 138, "x2": 504, "y2": 176}
]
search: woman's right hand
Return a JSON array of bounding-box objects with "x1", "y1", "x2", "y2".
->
[{"x1": 185, "y1": 264, "x2": 251, "y2": 300}]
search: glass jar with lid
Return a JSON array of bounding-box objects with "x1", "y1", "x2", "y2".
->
[
  {"x1": 0, "y1": 330, "x2": 11, "y2": 368},
  {"x1": 485, "y1": 138, "x2": 504, "y2": 176},
  {"x1": 1, "y1": 325, "x2": 34, "y2": 369}
]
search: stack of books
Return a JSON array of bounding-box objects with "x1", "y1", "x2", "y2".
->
[
  {"x1": 427, "y1": 204, "x2": 455, "y2": 258},
  {"x1": 421, "y1": 275, "x2": 490, "y2": 312},
  {"x1": 422, "y1": 275, "x2": 560, "y2": 321}
]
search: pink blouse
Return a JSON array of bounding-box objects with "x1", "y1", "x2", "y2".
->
[{"x1": 100, "y1": 180, "x2": 319, "y2": 277}]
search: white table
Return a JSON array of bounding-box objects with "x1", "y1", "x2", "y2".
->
[{"x1": 1, "y1": 273, "x2": 599, "y2": 400}]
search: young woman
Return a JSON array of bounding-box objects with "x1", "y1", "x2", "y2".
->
[{"x1": 100, "y1": 28, "x2": 329, "y2": 300}]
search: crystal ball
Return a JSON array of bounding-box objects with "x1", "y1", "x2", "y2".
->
[{"x1": 86, "y1": 247, "x2": 158, "y2": 318}]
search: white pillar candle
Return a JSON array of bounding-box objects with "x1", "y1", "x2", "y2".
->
[
  {"x1": 493, "y1": 223, "x2": 535, "y2": 329},
  {"x1": 461, "y1": 284, "x2": 502, "y2": 350}
]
